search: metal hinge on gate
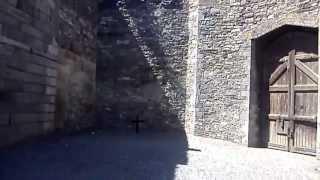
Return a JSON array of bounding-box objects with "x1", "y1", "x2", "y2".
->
[
  {"x1": 288, "y1": 128, "x2": 294, "y2": 138},
  {"x1": 276, "y1": 115, "x2": 288, "y2": 135}
]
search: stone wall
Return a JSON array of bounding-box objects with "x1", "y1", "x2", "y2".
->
[
  {"x1": 195, "y1": 0, "x2": 320, "y2": 144},
  {"x1": 0, "y1": 0, "x2": 96, "y2": 147},
  {"x1": 55, "y1": 0, "x2": 96, "y2": 131},
  {"x1": 1, "y1": 0, "x2": 318, "y2": 148},
  {"x1": 184, "y1": 0, "x2": 199, "y2": 134},
  {"x1": 97, "y1": 0, "x2": 188, "y2": 130}
]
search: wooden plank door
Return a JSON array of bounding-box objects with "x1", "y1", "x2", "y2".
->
[{"x1": 268, "y1": 50, "x2": 318, "y2": 155}]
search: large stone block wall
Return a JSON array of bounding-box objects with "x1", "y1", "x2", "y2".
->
[
  {"x1": 195, "y1": 0, "x2": 320, "y2": 144},
  {"x1": 97, "y1": 0, "x2": 188, "y2": 130},
  {"x1": 0, "y1": 0, "x2": 96, "y2": 147}
]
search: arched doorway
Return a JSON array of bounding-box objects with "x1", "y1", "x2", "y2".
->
[{"x1": 249, "y1": 25, "x2": 319, "y2": 155}]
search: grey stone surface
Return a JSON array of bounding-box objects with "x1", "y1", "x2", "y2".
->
[
  {"x1": 0, "y1": 0, "x2": 319, "y2": 156},
  {"x1": 185, "y1": 0, "x2": 199, "y2": 134},
  {"x1": 194, "y1": 0, "x2": 320, "y2": 144},
  {"x1": 0, "y1": 132, "x2": 319, "y2": 180},
  {"x1": 97, "y1": 0, "x2": 188, "y2": 130},
  {"x1": 97, "y1": 0, "x2": 320, "y2": 149},
  {"x1": 0, "y1": 0, "x2": 96, "y2": 147},
  {"x1": 179, "y1": 135, "x2": 320, "y2": 180}
]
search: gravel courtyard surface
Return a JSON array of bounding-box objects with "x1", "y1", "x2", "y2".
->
[
  {"x1": 178, "y1": 135, "x2": 320, "y2": 180},
  {"x1": 0, "y1": 131, "x2": 319, "y2": 180}
]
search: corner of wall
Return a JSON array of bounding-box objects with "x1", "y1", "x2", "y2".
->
[
  {"x1": 185, "y1": 0, "x2": 199, "y2": 135},
  {"x1": 317, "y1": 15, "x2": 320, "y2": 159}
]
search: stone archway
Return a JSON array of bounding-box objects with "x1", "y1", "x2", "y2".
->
[{"x1": 250, "y1": 14, "x2": 318, "y2": 39}]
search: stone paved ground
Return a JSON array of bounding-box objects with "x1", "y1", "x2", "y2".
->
[
  {"x1": 178, "y1": 135, "x2": 320, "y2": 180},
  {"x1": 0, "y1": 131, "x2": 319, "y2": 180}
]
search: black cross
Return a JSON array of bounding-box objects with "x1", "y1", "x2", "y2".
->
[{"x1": 131, "y1": 115, "x2": 144, "y2": 134}]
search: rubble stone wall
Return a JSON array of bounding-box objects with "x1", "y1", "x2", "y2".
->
[
  {"x1": 97, "y1": 0, "x2": 189, "y2": 130},
  {"x1": 195, "y1": 0, "x2": 319, "y2": 144}
]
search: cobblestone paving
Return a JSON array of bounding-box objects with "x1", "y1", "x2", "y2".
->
[{"x1": 0, "y1": 131, "x2": 319, "y2": 180}]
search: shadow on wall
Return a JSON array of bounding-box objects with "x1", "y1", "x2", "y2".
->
[
  {"x1": 0, "y1": 0, "x2": 188, "y2": 179},
  {"x1": 55, "y1": 51, "x2": 96, "y2": 131},
  {"x1": 55, "y1": 0, "x2": 97, "y2": 132},
  {"x1": 97, "y1": 0, "x2": 187, "y2": 131},
  {"x1": 96, "y1": 0, "x2": 188, "y2": 179}
]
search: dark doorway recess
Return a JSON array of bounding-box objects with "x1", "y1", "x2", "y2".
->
[{"x1": 249, "y1": 25, "x2": 318, "y2": 155}]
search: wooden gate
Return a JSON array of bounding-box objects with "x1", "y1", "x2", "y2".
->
[{"x1": 268, "y1": 50, "x2": 318, "y2": 155}]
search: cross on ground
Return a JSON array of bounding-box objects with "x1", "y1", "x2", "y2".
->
[{"x1": 131, "y1": 115, "x2": 144, "y2": 133}]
